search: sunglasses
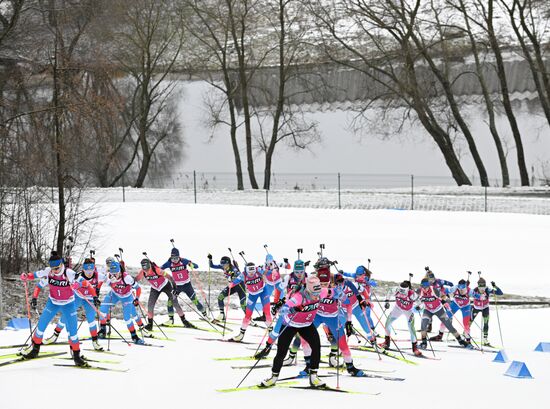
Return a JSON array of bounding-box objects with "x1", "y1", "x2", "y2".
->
[{"x1": 171, "y1": 256, "x2": 179, "y2": 262}]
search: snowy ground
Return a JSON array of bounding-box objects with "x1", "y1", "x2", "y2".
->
[
  {"x1": 1, "y1": 203, "x2": 549, "y2": 407},
  {"x1": 90, "y1": 203, "x2": 550, "y2": 297},
  {"x1": 1, "y1": 308, "x2": 548, "y2": 408}
]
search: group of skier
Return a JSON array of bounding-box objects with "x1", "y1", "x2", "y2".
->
[{"x1": 16, "y1": 243, "x2": 504, "y2": 389}]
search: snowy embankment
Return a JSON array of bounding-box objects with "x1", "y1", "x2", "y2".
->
[
  {"x1": 76, "y1": 186, "x2": 550, "y2": 214},
  {"x1": 1, "y1": 203, "x2": 549, "y2": 408},
  {"x1": 92, "y1": 203, "x2": 550, "y2": 298}
]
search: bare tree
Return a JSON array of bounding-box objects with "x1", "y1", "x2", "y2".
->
[
  {"x1": 308, "y1": 0, "x2": 472, "y2": 185},
  {"x1": 180, "y1": 0, "x2": 246, "y2": 190},
  {"x1": 254, "y1": 0, "x2": 320, "y2": 189},
  {"x1": 448, "y1": 0, "x2": 510, "y2": 186},
  {"x1": 499, "y1": 0, "x2": 550, "y2": 129},
  {"x1": 110, "y1": 0, "x2": 184, "y2": 188},
  {"x1": 467, "y1": 0, "x2": 530, "y2": 185}
]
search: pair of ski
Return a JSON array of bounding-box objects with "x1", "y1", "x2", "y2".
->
[
  {"x1": 218, "y1": 380, "x2": 379, "y2": 395},
  {"x1": 350, "y1": 346, "x2": 419, "y2": 365},
  {"x1": 198, "y1": 337, "x2": 257, "y2": 346}
]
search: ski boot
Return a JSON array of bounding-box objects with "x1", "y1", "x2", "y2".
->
[
  {"x1": 44, "y1": 330, "x2": 61, "y2": 345},
  {"x1": 346, "y1": 362, "x2": 364, "y2": 377},
  {"x1": 459, "y1": 337, "x2": 473, "y2": 349},
  {"x1": 282, "y1": 350, "x2": 297, "y2": 366},
  {"x1": 481, "y1": 336, "x2": 492, "y2": 347},
  {"x1": 131, "y1": 332, "x2": 145, "y2": 345},
  {"x1": 299, "y1": 356, "x2": 311, "y2": 377},
  {"x1": 379, "y1": 335, "x2": 391, "y2": 349},
  {"x1": 181, "y1": 315, "x2": 197, "y2": 329},
  {"x1": 419, "y1": 338, "x2": 428, "y2": 350},
  {"x1": 164, "y1": 316, "x2": 175, "y2": 326},
  {"x1": 20, "y1": 342, "x2": 41, "y2": 359},
  {"x1": 254, "y1": 343, "x2": 272, "y2": 359},
  {"x1": 309, "y1": 370, "x2": 326, "y2": 388},
  {"x1": 253, "y1": 314, "x2": 267, "y2": 322},
  {"x1": 144, "y1": 318, "x2": 153, "y2": 331},
  {"x1": 429, "y1": 331, "x2": 444, "y2": 342},
  {"x1": 72, "y1": 349, "x2": 89, "y2": 367},
  {"x1": 215, "y1": 311, "x2": 225, "y2": 322},
  {"x1": 97, "y1": 324, "x2": 107, "y2": 339},
  {"x1": 139, "y1": 325, "x2": 151, "y2": 337},
  {"x1": 328, "y1": 350, "x2": 338, "y2": 367},
  {"x1": 91, "y1": 337, "x2": 104, "y2": 351},
  {"x1": 411, "y1": 341, "x2": 423, "y2": 357},
  {"x1": 231, "y1": 329, "x2": 245, "y2": 342},
  {"x1": 260, "y1": 373, "x2": 279, "y2": 388}
]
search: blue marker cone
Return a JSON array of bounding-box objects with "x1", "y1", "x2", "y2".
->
[
  {"x1": 493, "y1": 350, "x2": 509, "y2": 363},
  {"x1": 534, "y1": 342, "x2": 550, "y2": 352},
  {"x1": 504, "y1": 361, "x2": 533, "y2": 379}
]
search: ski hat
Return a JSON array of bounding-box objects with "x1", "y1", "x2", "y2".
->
[
  {"x1": 220, "y1": 256, "x2": 231, "y2": 265},
  {"x1": 458, "y1": 279, "x2": 467, "y2": 289},
  {"x1": 105, "y1": 256, "x2": 115, "y2": 267},
  {"x1": 355, "y1": 265, "x2": 367, "y2": 275},
  {"x1": 109, "y1": 261, "x2": 122, "y2": 274},
  {"x1": 293, "y1": 259, "x2": 305, "y2": 272},
  {"x1": 140, "y1": 258, "x2": 151, "y2": 270},
  {"x1": 400, "y1": 280, "x2": 411, "y2": 289},
  {"x1": 426, "y1": 270, "x2": 435, "y2": 282},
  {"x1": 333, "y1": 273, "x2": 344, "y2": 285},
  {"x1": 420, "y1": 277, "x2": 430, "y2": 288},
  {"x1": 315, "y1": 257, "x2": 330, "y2": 269},
  {"x1": 82, "y1": 258, "x2": 95, "y2": 271},
  {"x1": 245, "y1": 262, "x2": 256, "y2": 275},
  {"x1": 477, "y1": 277, "x2": 486, "y2": 287},
  {"x1": 305, "y1": 276, "x2": 322, "y2": 295},
  {"x1": 265, "y1": 254, "x2": 274, "y2": 263},
  {"x1": 49, "y1": 252, "x2": 63, "y2": 268},
  {"x1": 171, "y1": 248, "x2": 180, "y2": 257}
]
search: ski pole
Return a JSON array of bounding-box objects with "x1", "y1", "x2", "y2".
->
[
  {"x1": 235, "y1": 313, "x2": 296, "y2": 389},
  {"x1": 319, "y1": 243, "x2": 325, "y2": 257},
  {"x1": 81, "y1": 296, "x2": 132, "y2": 346},
  {"x1": 23, "y1": 279, "x2": 33, "y2": 340},
  {"x1": 493, "y1": 286, "x2": 504, "y2": 348},
  {"x1": 368, "y1": 304, "x2": 406, "y2": 360},
  {"x1": 187, "y1": 262, "x2": 216, "y2": 320},
  {"x1": 132, "y1": 290, "x2": 170, "y2": 340},
  {"x1": 297, "y1": 248, "x2": 303, "y2": 260},
  {"x1": 263, "y1": 244, "x2": 269, "y2": 254},
  {"x1": 175, "y1": 294, "x2": 222, "y2": 335}
]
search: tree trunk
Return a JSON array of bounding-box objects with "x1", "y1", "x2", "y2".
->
[
  {"x1": 487, "y1": 1, "x2": 530, "y2": 186},
  {"x1": 459, "y1": 0, "x2": 509, "y2": 186},
  {"x1": 53, "y1": 20, "x2": 65, "y2": 256}
]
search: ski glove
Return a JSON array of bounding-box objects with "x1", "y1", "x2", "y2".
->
[
  {"x1": 30, "y1": 298, "x2": 37, "y2": 309},
  {"x1": 384, "y1": 301, "x2": 390, "y2": 310},
  {"x1": 93, "y1": 297, "x2": 101, "y2": 308},
  {"x1": 133, "y1": 298, "x2": 140, "y2": 307},
  {"x1": 271, "y1": 298, "x2": 285, "y2": 316},
  {"x1": 345, "y1": 321, "x2": 354, "y2": 337},
  {"x1": 20, "y1": 272, "x2": 33, "y2": 281},
  {"x1": 207, "y1": 254, "x2": 212, "y2": 260}
]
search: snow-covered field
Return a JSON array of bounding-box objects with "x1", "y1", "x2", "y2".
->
[
  {"x1": 1, "y1": 203, "x2": 549, "y2": 407},
  {"x1": 1, "y1": 308, "x2": 548, "y2": 408},
  {"x1": 91, "y1": 203, "x2": 550, "y2": 297}
]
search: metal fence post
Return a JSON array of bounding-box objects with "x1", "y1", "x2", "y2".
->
[
  {"x1": 122, "y1": 174, "x2": 126, "y2": 203},
  {"x1": 484, "y1": 186, "x2": 487, "y2": 212},
  {"x1": 193, "y1": 170, "x2": 197, "y2": 204},
  {"x1": 411, "y1": 174, "x2": 414, "y2": 210},
  {"x1": 266, "y1": 189, "x2": 269, "y2": 207},
  {"x1": 338, "y1": 172, "x2": 341, "y2": 209}
]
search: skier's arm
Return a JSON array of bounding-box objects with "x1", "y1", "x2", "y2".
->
[{"x1": 490, "y1": 282, "x2": 503, "y2": 296}]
